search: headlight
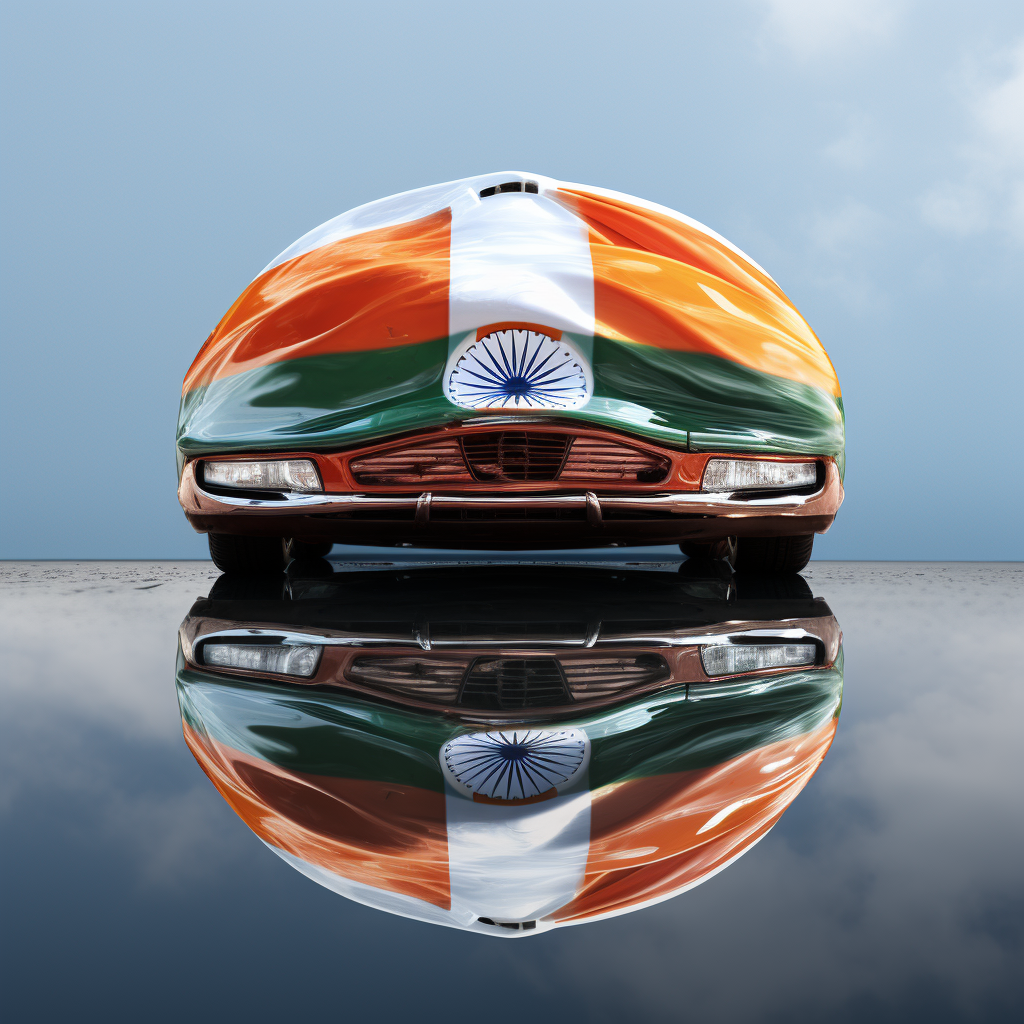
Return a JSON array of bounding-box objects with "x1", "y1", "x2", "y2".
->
[
  {"x1": 702, "y1": 459, "x2": 816, "y2": 492},
  {"x1": 701, "y1": 642, "x2": 817, "y2": 677},
  {"x1": 203, "y1": 459, "x2": 322, "y2": 492},
  {"x1": 202, "y1": 642, "x2": 322, "y2": 678}
]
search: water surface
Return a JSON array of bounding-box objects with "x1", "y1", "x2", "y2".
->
[{"x1": 1, "y1": 559, "x2": 1020, "y2": 1021}]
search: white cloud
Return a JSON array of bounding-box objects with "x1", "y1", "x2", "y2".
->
[
  {"x1": 975, "y1": 42, "x2": 1024, "y2": 166},
  {"x1": 0, "y1": 562, "x2": 218, "y2": 742},
  {"x1": 919, "y1": 182, "x2": 990, "y2": 235},
  {"x1": 921, "y1": 40, "x2": 1024, "y2": 242},
  {"x1": 802, "y1": 201, "x2": 888, "y2": 311},
  {"x1": 757, "y1": 0, "x2": 904, "y2": 58}
]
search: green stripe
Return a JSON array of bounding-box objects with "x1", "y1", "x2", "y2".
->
[
  {"x1": 177, "y1": 647, "x2": 842, "y2": 792},
  {"x1": 584, "y1": 652, "x2": 843, "y2": 789},
  {"x1": 591, "y1": 338, "x2": 845, "y2": 472},
  {"x1": 177, "y1": 337, "x2": 844, "y2": 473},
  {"x1": 177, "y1": 667, "x2": 452, "y2": 793}
]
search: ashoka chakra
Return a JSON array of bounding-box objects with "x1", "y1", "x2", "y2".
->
[
  {"x1": 446, "y1": 329, "x2": 591, "y2": 411},
  {"x1": 440, "y1": 728, "x2": 589, "y2": 801}
]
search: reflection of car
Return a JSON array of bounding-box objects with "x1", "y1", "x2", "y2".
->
[
  {"x1": 177, "y1": 563, "x2": 843, "y2": 934},
  {"x1": 177, "y1": 173, "x2": 844, "y2": 574}
]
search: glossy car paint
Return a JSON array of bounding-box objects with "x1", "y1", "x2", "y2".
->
[{"x1": 177, "y1": 172, "x2": 844, "y2": 472}]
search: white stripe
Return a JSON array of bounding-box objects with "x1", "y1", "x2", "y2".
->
[
  {"x1": 448, "y1": 189, "x2": 595, "y2": 339},
  {"x1": 445, "y1": 788, "x2": 592, "y2": 923}
]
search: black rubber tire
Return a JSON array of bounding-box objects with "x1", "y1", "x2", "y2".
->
[
  {"x1": 734, "y1": 534, "x2": 814, "y2": 574},
  {"x1": 207, "y1": 574, "x2": 288, "y2": 602},
  {"x1": 679, "y1": 537, "x2": 738, "y2": 564},
  {"x1": 286, "y1": 539, "x2": 334, "y2": 560},
  {"x1": 208, "y1": 533, "x2": 287, "y2": 574}
]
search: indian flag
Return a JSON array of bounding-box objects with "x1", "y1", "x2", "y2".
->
[
  {"x1": 177, "y1": 646, "x2": 843, "y2": 936},
  {"x1": 178, "y1": 173, "x2": 843, "y2": 473}
]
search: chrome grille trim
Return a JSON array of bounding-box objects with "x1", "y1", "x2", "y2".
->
[{"x1": 347, "y1": 430, "x2": 670, "y2": 486}]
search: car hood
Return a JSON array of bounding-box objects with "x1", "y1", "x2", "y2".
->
[{"x1": 177, "y1": 171, "x2": 844, "y2": 474}]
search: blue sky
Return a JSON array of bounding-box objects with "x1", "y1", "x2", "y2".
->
[{"x1": 2, "y1": 0, "x2": 1022, "y2": 558}]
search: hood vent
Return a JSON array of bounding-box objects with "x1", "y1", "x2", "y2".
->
[
  {"x1": 479, "y1": 180, "x2": 539, "y2": 197},
  {"x1": 477, "y1": 918, "x2": 538, "y2": 930}
]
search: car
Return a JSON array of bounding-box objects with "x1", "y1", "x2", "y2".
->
[
  {"x1": 177, "y1": 561, "x2": 843, "y2": 934},
  {"x1": 177, "y1": 172, "x2": 845, "y2": 573}
]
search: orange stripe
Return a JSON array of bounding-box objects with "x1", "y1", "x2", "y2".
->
[
  {"x1": 183, "y1": 721, "x2": 451, "y2": 909},
  {"x1": 183, "y1": 209, "x2": 452, "y2": 393},
  {"x1": 475, "y1": 322, "x2": 563, "y2": 342},
  {"x1": 556, "y1": 189, "x2": 841, "y2": 398},
  {"x1": 553, "y1": 719, "x2": 838, "y2": 922}
]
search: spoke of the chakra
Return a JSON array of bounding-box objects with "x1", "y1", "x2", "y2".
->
[
  {"x1": 471, "y1": 356, "x2": 499, "y2": 385},
  {"x1": 475, "y1": 343, "x2": 505, "y2": 380},
  {"x1": 495, "y1": 340, "x2": 514, "y2": 377},
  {"x1": 520, "y1": 336, "x2": 543, "y2": 377},
  {"x1": 458, "y1": 370, "x2": 503, "y2": 387},
  {"x1": 530, "y1": 363, "x2": 574, "y2": 385},
  {"x1": 522, "y1": 347, "x2": 559, "y2": 382},
  {"x1": 519, "y1": 343, "x2": 543, "y2": 380},
  {"x1": 491, "y1": 339, "x2": 514, "y2": 379}
]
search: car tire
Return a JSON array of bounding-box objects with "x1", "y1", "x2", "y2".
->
[
  {"x1": 208, "y1": 533, "x2": 288, "y2": 574},
  {"x1": 679, "y1": 537, "x2": 738, "y2": 564},
  {"x1": 734, "y1": 534, "x2": 814, "y2": 574},
  {"x1": 207, "y1": 574, "x2": 288, "y2": 601},
  {"x1": 285, "y1": 539, "x2": 334, "y2": 560}
]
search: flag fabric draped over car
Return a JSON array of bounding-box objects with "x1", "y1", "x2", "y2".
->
[
  {"x1": 177, "y1": 172, "x2": 844, "y2": 472},
  {"x1": 177, "y1": 650, "x2": 843, "y2": 936}
]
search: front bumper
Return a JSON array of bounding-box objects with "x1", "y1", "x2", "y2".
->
[{"x1": 178, "y1": 458, "x2": 843, "y2": 549}]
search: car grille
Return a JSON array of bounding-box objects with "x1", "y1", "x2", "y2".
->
[
  {"x1": 348, "y1": 431, "x2": 670, "y2": 486},
  {"x1": 347, "y1": 439, "x2": 471, "y2": 485},
  {"x1": 459, "y1": 657, "x2": 570, "y2": 709},
  {"x1": 345, "y1": 653, "x2": 670, "y2": 709},
  {"x1": 560, "y1": 438, "x2": 671, "y2": 483},
  {"x1": 560, "y1": 653, "x2": 670, "y2": 698},
  {"x1": 345, "y1": 655, "x2": 467, "y2": 702},
  {"x1": 462, "y1": 432, "x2": 571, "y2": 481}
]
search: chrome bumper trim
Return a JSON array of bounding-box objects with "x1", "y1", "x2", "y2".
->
[
  {"x1": 178, "y1": 460, "x2": 843, "y2": 520},
  {"x1": 180, "y1": 621, "x2": 831, "y2": 662}
]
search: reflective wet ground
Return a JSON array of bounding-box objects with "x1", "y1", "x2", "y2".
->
[{"x1": 2, "y1": 558, "x2": 1021, "y2": 1021}]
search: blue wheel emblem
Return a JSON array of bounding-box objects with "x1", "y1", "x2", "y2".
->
[
  {"x1": 446, "y1": 329, "x2": 592, "y2": 411},
  {"x1": 441, "y1": 728, "x2": 590, "y2": 801}
]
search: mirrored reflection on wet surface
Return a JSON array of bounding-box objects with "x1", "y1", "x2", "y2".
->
[
  {"x1": 2, "y1": 559, "x2": 1022, "y2": 1021},
  {"x1": 177, "y1": 563, "x2": 842, "y2": 935}
]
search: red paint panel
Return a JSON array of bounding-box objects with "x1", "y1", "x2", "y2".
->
[
  {"x1": 183, "y1": 722, "x2": 451, "y2": 910},
  {"x1": 553, "y1": 720, "x2": 838, "y2": 922},
  {"x1": 184, "y1": 209, "x2": 451, "y2": 392},
  {"x1": 556, "y1": 189, "x2": 841, "y2": 398}
]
